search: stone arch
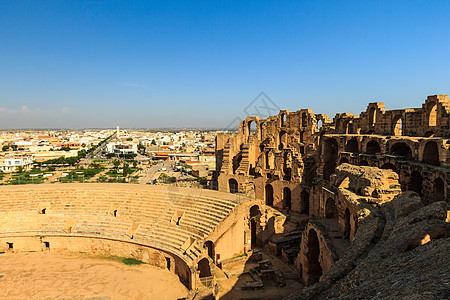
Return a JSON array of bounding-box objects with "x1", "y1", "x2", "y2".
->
[
  {"x1": 248, "y1": 120, "x2": 257, "y2": 135},
  {"x1": 306, "y1": 229, "x2": 323, "y2": 285},
  {"x1": 229, "y1": 178, "x2": 238, "y2": 194},
  {"x1": 345, "y1": 138, "x2": 359, "y2": 153},
  {"x1": 344, "y1": 208, "x2": 351, "y2": 239},
  {"x1": 323, "y1": 138, "x2": 338, "y2": 179},
  {"x1": 393, "y1": 115, "x2": 404, "y2": 136},
  {"x1": 265, "y1": 184, "x2": 274, "y2": 206},
  {"x1": 359, "y1": 160, "x2": 369, "y2": 166},
  {"x1": 250, "y1": 219, "x2": 257, "y2": 247},
  {"x1": 368, "y1": 107, "x2": 376, "y2": 126},
  {"x1": 250, "y1": 205, "x2": 260, "y2": 218},
  {"x1": 409, "y1": 171, "x2": 423, "y2": 197},
  {"x1": 265, "y1": 151, "x2": 271, "y2": 169},
  {"x1": 317, "y1": 119, "x2": 323, "y2": 130},
  {"x1": 325, "y1": 198, "x2": 337, "y2": 219},
  {"x1": 281, "y1": 113, "x2": 287, "y2": 127},
  {"x1": 300, "y1": 190, "x2": 309, "y2": 215},
  {"x1": 381, "y1": 163, "x2": 397, "y2": 173},
  {"x1": 424, "y1": 131, "x2": 435, "y2": 138},
  {"x1": 423, "y1": 141, "x2": 440, "y2": 166},
  {"x1": 197, "y1": 258, "x2": 211, "y2": 278},
  {"x1": 428, "y1": 102, "x2": 438, "y2": 127},
  {"x1": 433, "y1": 177, "x2": 445, "y2": 203},
  {"x1": 279, "y1": 131, "x2": 287, "y2": 150},
  {"x1": 390, "y1": 142, "x2": 413, "y2": 160},
  {"x1": 339, "y1": 157, "x2": 349, "y2": 165},
  {"x1": 204, "y1": 241, "x2": 215, "y2": 261},
  {"x1": 302, "y1": 113, "x2": 307, "y2": 127},
  {"x1": 283, "y1": 187, "x2": 291, "y2": 210},
  {"x1": 366, "y1": 140, "x2": 381, "y2": 155}
]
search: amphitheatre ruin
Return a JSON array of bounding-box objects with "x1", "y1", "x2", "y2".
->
[{"x1": 0, "y1": 95, "x2": 449, "y2": 299}]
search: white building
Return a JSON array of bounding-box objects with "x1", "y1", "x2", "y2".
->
[
  {"x1": 0, "y1": 155, "x2": 34, "y2": 172},
  {"x1": 106, "y1": 142, "x2": 137, "y2": 155}
]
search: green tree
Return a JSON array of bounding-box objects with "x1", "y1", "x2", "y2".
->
[
  {"x1": 17, "y1": 166, "x2": 23, "y2": 173},
  {"x1": 126, "y1": 137, "x2": 133, "y2": 141},
  {"x1": 113, "y1": 160, "x2": 120, "y2": 168},
  {"x1": 151, "y1": 139, "x2": 156, "y2": 145},
  {"x1": 122, "y1": 163, "x2": 128, "y2": 177},
  {"x1": 2, "y1": 145, "x2": 9, "y2": 151},
  {"x1": 132, "y1": 160, "x2": 138, "y2": 168}
]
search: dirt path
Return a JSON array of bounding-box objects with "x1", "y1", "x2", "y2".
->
[
  {"x1": 0, "y1": 251, "x2": 188, "y2": 300},
  {"x1": 43, "y1": 171, "x2": 63, "y2": 184},
  {"x1": 88, "y1": 169, "x2": 109, "y2": 182},
  {"x1": 0, "y1": 173, "x2": 12, "y2": 184}
]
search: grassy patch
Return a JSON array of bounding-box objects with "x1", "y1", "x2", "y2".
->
[
  {"x1": 121, "y1": 257, "x2": 145, "y2": 265},
  {"x1": 0, "y1": 251, "x2": 5, "y2": 254}
]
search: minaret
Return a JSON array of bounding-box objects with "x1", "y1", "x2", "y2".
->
[{"x1": 116, "y1": 125, "x2": 120, "y2": 139}]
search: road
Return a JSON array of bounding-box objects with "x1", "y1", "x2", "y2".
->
[{"x1": 138, "y1": 161, "x2": 177, "y2": 184}]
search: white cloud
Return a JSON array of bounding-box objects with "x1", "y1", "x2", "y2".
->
[
  {"x1": 61, "y1": 107, "x2": 75, "y2": 113},
  {"x1": 21, "y1": 105, "x2": 29, "y2": 111}
]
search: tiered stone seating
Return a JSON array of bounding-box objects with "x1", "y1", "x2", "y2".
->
[{"x1": 0, "y1": 184, "x2": 241, "y2": 263}]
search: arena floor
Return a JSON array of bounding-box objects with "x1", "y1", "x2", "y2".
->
[{"x1": 0, "y1": 251, "x2": 188, "y2": 300}]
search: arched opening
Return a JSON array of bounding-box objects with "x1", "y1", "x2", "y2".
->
[
  {"x1": 359, "y1": 160, "x2": 369, "y2": 166},
  {"x1": 344, "y1": 208, "x2": 351, "y2": 239},
  {"x1": 368, "y1": 107, "x2": 376, "y2": 126},
  {"x1": 197, "y1": 258, "x2": 211, "y2": 278},
  {"x1": 433, "y1": 177, "x2": 445, "y2": 203},
  {"x1": 300, "y1": 190, "x2": 309, "y2": 215},
  {"x1": 283, "y1": 187, "x2": 291, "y2": 211},
  {"x1": 279, "y1": 131, "x2": 287, "y2": 149},
  {"x1": 251, "y1": 219, "x2": 257, "y2": 247},
  {"x1": 265, "y1": 151, "x2": 271, "y2": 169},
  {"x1": 424, "y1": 131, "x2": 435, "y2": 138},
  {"x1": 423, "y1": 141, "x2": 440, "y2": 166},
  {"x1": 428, "y1": 102, "x2": 437, "y2": 127},
  {"x1": 165, "y1": 257, "x2": 171, "y2": 270},
  {"x1": 381, "y1": 163, "x2": 397, "y2": 173},
  {"x1": 317, "y1": 119, "x2": 323, "y2": 130},
  {"x1": 390, "y1": 142, "x2": 413, "y2": 160},
  {"x1": 345, "y1": 138, "x2": 359, "y2": 153},
  {"x1": 41, "y1": 208, "x2": 46, "y2": 215},
  {"x1": 306, "y1": 229, "x2": 322, "y2": 285},
  {"x1": 323, "y1": 138, "x2": 338, "y2": 180},
  {"x1": 366, "y1": 140, "x2": 381, "y2": 155},
  {"x1": 325, "y1": 198, "x2": 337, "y2": 219},
  {"x1": 339, "y1": 157, "x2": 349, "y2": 165},
  {"x1": 248, "y1": 121, "x2": 257, "y2": 135},
  {"x1": 300, "y1": 131, "x2": 304, "y2": 143},
  {"x1": 265, "y1": 184, "x2": 274, "y2": 206},
  {"x1": 393, "y1": 115, "x2": 403, "y2": 136},
  {"x1": 347, "y1": 121, "x2": 354, "y2": 134},
  {"x1": 204, "y1": 241, "x2": 215, "y2": 261},
  {"x1": 113, "y1": 210, "x2": 117, "y2": 217},
  {"x1": 409, "y1": 171, "x2": 423, "y2": 196},
  {"x1": 281, "y1": 113, "x2": 287, "y2": 127},
  {"x1": 302, "y1": 113, "x2": 307, "y2": 127},
  {"x1": 250, "y1": 205, "x2": 260, "y2": 218},
  {"x1": 229, "y1": 178, "x2": 238, "y2": 194}
]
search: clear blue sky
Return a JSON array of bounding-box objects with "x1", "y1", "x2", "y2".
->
[{"x1": 1, "y1": 1, "x2": 449, "y2": 129}]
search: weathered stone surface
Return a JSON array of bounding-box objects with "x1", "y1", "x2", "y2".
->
[
  {"x1": 391, "y1": 190, "x2": 423, "y2": 219},
  {"x1": 284, "y1": 197, "x2": 449, "y2": 300}
]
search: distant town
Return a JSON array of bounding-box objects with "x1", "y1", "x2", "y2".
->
[{"x1": 0, "y1": 127, "x2": 223, "y2": 186}]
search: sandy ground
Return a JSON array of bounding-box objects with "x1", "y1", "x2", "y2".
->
[{"x1": 0, "y1": 251, "x2": 188, "y2": 300}]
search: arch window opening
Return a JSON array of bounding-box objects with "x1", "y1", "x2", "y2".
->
[
  {"x1": 265, "y1": 184, "x2": 274, "y2": 206},
  {"x1": 428, "y1": 102, "x2": 437, "y2": 126}
]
